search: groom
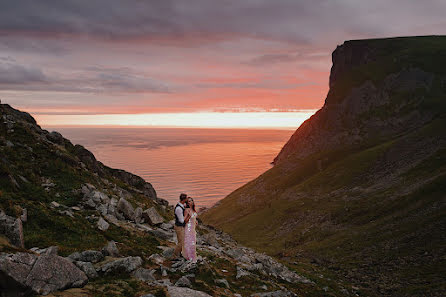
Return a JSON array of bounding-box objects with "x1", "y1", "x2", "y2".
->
[{"x1": 174, "y1": 193, "x2": 188, "y2": 258}]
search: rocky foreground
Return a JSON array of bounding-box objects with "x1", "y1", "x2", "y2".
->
[{"x1": 1, "y1": 184, "x2": 317, "y2": 297}]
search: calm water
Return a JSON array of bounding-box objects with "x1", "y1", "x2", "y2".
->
[{"x1": 52, "y1": 128, "x2": 293, "y2": 207}]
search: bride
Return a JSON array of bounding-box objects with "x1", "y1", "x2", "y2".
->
[{"x1": 183, "y1": 197, "x2": 198, "y2": 262}]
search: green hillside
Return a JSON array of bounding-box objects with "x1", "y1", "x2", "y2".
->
[{"x1": 202, "y1": 36, "x2": 446, "y2": 297}]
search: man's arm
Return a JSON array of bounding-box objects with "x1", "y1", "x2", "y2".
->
[{"x1": 175, "y1": 206, "x2": 184, "y2": 224}]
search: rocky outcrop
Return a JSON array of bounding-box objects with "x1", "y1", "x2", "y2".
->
[
  {"x1": 0, "y1": 248, "x2": 87, "y2": 296},
  {"x1": 0, "y1": 209, "x2": 24, "y2": 248},
  {"x1": 274, "y1": 38, "x2": 444, "y2": 165}
]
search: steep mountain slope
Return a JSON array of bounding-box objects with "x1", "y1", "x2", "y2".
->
[{"x1": 202, "y1": 36, "x2": 446, "y2": 296}]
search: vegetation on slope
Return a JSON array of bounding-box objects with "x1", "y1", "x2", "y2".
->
[{"x1": 202, "y1": 36, "x2": 446, "y2": 296}]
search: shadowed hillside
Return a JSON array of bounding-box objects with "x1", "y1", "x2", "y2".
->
[{"x1": 202, "y1": 36, "x2": 446, "y2": 297}]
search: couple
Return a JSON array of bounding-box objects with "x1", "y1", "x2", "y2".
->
[{"x1": 173, "y1": 193, "x2": 198, "y2": 262}]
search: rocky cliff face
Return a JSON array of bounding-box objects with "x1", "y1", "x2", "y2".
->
[
  {"x1": 203, "y1": 36, "x2": 446, "y2": 297},
  {"x1": 274, "y1": 36, "x2": 446, "y2": 165}
]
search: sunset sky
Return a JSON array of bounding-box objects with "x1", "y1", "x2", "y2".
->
[{"x1": 1, "y1": 0, "x2": 445, "y2": 128}]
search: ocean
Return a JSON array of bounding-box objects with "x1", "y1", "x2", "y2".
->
[{"x1": 51, "y1": 127, "x2": 294, "y2": 208}]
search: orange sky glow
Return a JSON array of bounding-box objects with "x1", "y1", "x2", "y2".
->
[{"x1": 36, "y1": 110, "x2": 316, "y2": 129}]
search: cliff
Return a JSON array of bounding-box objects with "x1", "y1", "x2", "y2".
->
[
  {"x1": 202, "y1": 36, "x2": 446, "y2": 297},
  {"x1": 274, "y1": 36, "x2": 446, "y2": 164}
]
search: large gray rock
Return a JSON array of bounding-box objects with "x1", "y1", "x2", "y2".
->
[
  {"x1": 0, "y1": 249, "x2": 88, "y2": 296},
  {"x1": 142, "y1": 207, "x2": 164, "y2": 225},
  {"x1": 102, "y1": 241, "x2": 119, "y2": 257},
  {"x1": 99, "y1": 256, "x2": 142, "y2": 275},
  {"x1": 0, "y1": 209, "x2": 24, "y2": 248},
  {"x1": 167, "y1": 286, "x2": 212, "y2": 297},
  {"x1": 117, "y1": 198, "x2": 135, "y2": 221},
  {"x1": 68, "y1": 250, "x2": 104, "y2": 263}
]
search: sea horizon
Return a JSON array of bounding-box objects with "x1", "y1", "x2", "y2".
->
[{"x1": 50, "y1": 126, "x2": 294, "y2": 208}]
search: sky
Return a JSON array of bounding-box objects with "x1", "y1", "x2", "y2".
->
[{"x1": 0, "y1": 0, "x2": 445, "y2": 128}]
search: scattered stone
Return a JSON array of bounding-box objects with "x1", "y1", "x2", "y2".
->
[
  {"x1": 250, "y1": 290, "x2": 293, "y2": 297},
  {"x1": 99, "y1": 256, "x2": 142, "y2": 275},
  {"x1": 71, "y1": 206, "x2": 81, "y2": 211},
  {"x1": 215, "y1": 278, "x2": 230, "y2": 288},
  {"x1": 142, "y1": 207, "x2": 164, "y2": 225},
  {"x1": 161, "y1": 247, "x2": 175, "y2": 259},
  {"x1": 175, "y1": 276, "x2": 192, "y2": 288},
  {"x1": 148, "y1": 228, "x2": 173, "y2": 241},
  {"x1": 140, "y1": 294, "x2": 155, "y2": 297},
  {"x1": 102, "y1": 241, "x2": 119, "y2": 257},
  {"x1": 134, "y1": 207, "x2": 143, "y2": 224},
  {"x1": 160, "y1": 222, "x2": 174, "y2": 230},
  {"x1": 20, "y1": 208, "x2": 27, "y2": 223},
  {"x1": 0, "y1": 209, "x2": 24, "y2": 248},
  {"x1": 50, "y1": 201, "x2": 60, "y2": 208},
  {"x1": 236, "y1": 266, "x2": 251, "y2": 279},
  {"x1": 74, "y1": 261, "x2": 98, "y2": 279},
  {"x1": 167, "y1": 286, "x2": 212, "y2": 297},
  {"x1": 117, "y1": 198, "x2": 135, "y2": 221},
  {"x1": 200, "y1": 232, "x2": 220, "y2": 247},
  {"x1": 131, "y1": 268, "x2": 156, "y2": 282},
  {"x1": 97, "y1": 217, "x2": 110, "y2": 231},
  {"x1": 68, "y1": 250, "x2": 104, "y2": 264},
  {"x1": 58, "y1": 209, "x2": 74, "y2": 218},
  {"x1": 104, "y1": 214, "x2": 119, "y2": 226},
  {"x1": 149, "y1": 253, "x2": 165, "y2": 265}
]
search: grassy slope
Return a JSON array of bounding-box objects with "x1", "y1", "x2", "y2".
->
[
  {"x1": 203, "y1": 36, "x2": 446, "y2": 296},
  {"x1": 0, "y1": 105, "x2": 169, "y2": 256}
]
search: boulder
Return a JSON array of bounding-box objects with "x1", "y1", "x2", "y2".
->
[
  {"x1": 97, "y1": 217, "x2": 110, "y2": 231},
  {"x1": 134, "y1": 207, "x2": 143, "y2": 224},
  {"x1": 0, "y1": 209, "x2": 24, "y2": 248},
  {"x1": 74, "y1": 261, "x2": 98, "y2": 279},
  {"x1": 99, "y1": 256, "x2": 142, "y2": 275},
  {"x1": 102, "y1": 241, "x2": 119, "y2": 257},
  {"x1": 68, "y1": 250, "x2": 104, "y2": 264},
  {"x1": 142, "y1": 207, "x2": 164, "y2": 225},
  {"x1": 167, "y1": 286, "x2": 212, "y2": 297},
  {"x1": 131, "y1": 268, "x2": 156, "y2": 282},
  {"x1": 175, "y1": 276, "x2": 192, "y2": 288},
  {"x1": 117, "y1": 198, "x2": 135, "y2": 221},
  {"x1": 0, "y1": 249, "x2": 88, "y2": 296}
]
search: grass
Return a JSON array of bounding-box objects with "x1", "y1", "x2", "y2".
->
[{"x1": 202, "y1": 115, "x2": 446, "y2": 295}]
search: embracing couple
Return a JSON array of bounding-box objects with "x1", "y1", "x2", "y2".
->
[{"x1": 173, "y1": 193, "x2": 198, "y2": 262}]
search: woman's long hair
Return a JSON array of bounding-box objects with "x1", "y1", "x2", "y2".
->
[{"x1": 187, "y1": 197, "x2": 196, "y2": 213}]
